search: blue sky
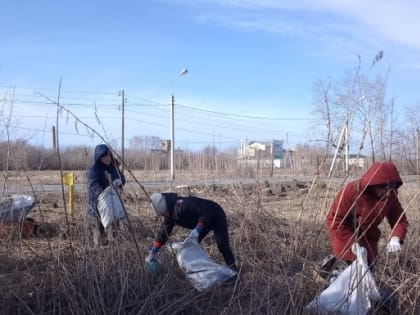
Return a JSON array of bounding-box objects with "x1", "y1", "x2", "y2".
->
[{"x1": 1, "y1": 0, "x2": 419, "y2": 151}]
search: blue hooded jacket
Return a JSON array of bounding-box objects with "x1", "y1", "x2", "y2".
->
[{"x1": 86, "y1": 144, "x2": 126, "y2": 217}]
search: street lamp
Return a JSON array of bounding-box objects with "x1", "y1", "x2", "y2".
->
[{"x1": 170, "y1": 68, "x2": 188, "y2": 180}]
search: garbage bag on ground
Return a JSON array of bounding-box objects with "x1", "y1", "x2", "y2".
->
[
  {"x1": 170, "y1": 238, "x2": 237, "y2": 292},
  {"x1": 0, "y1": 194, "x2": 35, "y2": 222},
  {"x1": 306, "y1": 243, "x2": 381, "y2": 315},
  {"x1": 97, "y1": 186, "x2": 125, "y2": 228}
]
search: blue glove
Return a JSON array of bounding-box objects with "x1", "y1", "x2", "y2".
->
[
  {"x1": 186, "y1": 224, "x2": 203, "y2": 242},
  {"x1": 190, "y1": 229, "x2": 199, "y2": 239},
  {"x1": 145, "y1": 259, "x2": 161, "y2": 273},
  {"x1": 145, "y1": 251, "x2": 161, "y2": 272}
]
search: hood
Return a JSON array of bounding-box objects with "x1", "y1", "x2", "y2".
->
[
  {"x1": 359, "y1": 161, "x2": 403, "y2": 189},
  {"x1": 94, "y1": 144, "x2": 110, "y2": 163},
  {"x1": 150, "y1": 193, "x2": 167, "y2": 216}
]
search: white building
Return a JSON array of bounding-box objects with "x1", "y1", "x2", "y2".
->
[{"x1": 238, "y1": 139, "x2": 284, "y2": 168}]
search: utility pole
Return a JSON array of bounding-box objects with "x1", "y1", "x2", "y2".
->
[
  {"x1": 270, "y1": 139, "x2": 274, "y2": 177},
  {"x1": 285, "y1": 132, "x2": 288, "y2": 169},
  {"x1": 52, "y1": 126, "x2": 57, "y2": 152},
  {"x1": 170, "y1": 68, "x2": 188, "y2": 181},
  {"x1": 170, "y1": 94, "x2": 175, "y2": 180},
  {"x1": 345, "y1": 118, "x2": 349, "y2": 176},
  {"x1": 417, "y1": 127, "x2": 419, "y2": 175},
  {"x1": 120, "y1": 90, "x2": 125, "y2": 175}
]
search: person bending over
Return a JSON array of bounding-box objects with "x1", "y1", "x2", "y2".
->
[
  {"x1": 319, "y1": 161, "x2": 409, "y2": 277},
  {"x1": 145, "y1": 192, "x2": 236, "y2": 271}
]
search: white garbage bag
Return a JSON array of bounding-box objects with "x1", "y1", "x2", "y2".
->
[
  {"x1": 97, "y1": 186, "x2": 125, "y2": 228},
  {"x1": 306, "y1": 243, "x2": 381, "y2": 315},
  {"x1": 170, "y1": 239, "x2": 237, "y2": 292},
  {"x1": 0, "y1": 195, "x2": 35, "y2": 222}
]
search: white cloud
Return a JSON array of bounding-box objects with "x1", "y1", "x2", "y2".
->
[
  {"x1": 182, "y1": 0, "x2": 420, "y2": 64},
  {"x1": 307, "y1": 1, "x2": 420, "y2": 50}
]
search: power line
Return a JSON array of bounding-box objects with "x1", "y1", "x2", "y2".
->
[
  {"x1": 177, "y1": 103, "x2": 317, "y2": 121},
  {"x1": 1, "y1": 84, "x2": 314, "y2": 148},
  {"x1": 0, "y1": 84, "x2": 119, "y2": 96},
  {"x1": 4, "y1": 88, "x2": 316, "y2": 122}
]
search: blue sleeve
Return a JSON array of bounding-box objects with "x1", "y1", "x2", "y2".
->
[
  {"x1": 107, "y1": 164, "x2": 126, "y2": 185},
  {"x1": 86, "y1": 167, "x2": 104, "y2": 217}
]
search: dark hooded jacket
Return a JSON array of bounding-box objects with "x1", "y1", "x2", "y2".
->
[
  {"x1": 155, "y1": 193, "x2": 226, "y2": 245},
  {"x1": 326, "y1": 161, "x2": 408, "y2": 263},
  {"x1": 86, "y1": 144, "x2": 125, "y2": 217}
]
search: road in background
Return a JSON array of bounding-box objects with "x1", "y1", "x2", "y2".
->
[{"x1": 3, "y1": 175, "x2": 418, "y2": 194}]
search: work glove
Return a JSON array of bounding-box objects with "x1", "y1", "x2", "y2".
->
[
  {"x1": 387, "y1": 236, "x2": 402, "y2": 253},
  {"x1": 145, "y1": 251, "x2": 156, "y2": 264},
  {"x1": 189, "y1": 228, "x2": 200, "y2": 240},
  {"x1": 145, "y1": 251, "x2": 161, "y2": 273},
  {"x1": 113, "y1": 178, "x2": 123, "y2": 188},
  {"x1": 186, "y1": 224, "x2": 203, "y2": 243}
]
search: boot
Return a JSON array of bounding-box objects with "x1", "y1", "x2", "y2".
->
[{"x1": 313, "y1": 254, "x2": 348, "y2": 283}]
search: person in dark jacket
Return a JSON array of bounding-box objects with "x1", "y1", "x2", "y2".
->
[
  {"x1": 325, "y1": 161, "x2": 408, "y2": 268},
  {"x1": 145, "y1": 192, "x2": 236, "y2": 271},
  {"x1": 86, "y1": 144, "x2": 125, "y2": 247}
]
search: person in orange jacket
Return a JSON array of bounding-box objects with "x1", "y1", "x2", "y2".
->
[{"x1": 325, "y1": 161, "x2": 409, "y2": 267}]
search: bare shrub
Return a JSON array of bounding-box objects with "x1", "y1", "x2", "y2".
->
[{"x1": 0, "y1": 178, "x2": 418, "y2": 314}]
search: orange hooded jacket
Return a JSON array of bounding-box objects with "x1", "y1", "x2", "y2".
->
[{"x1": 326, "y1": 161, "x2": 408, "y2": 264}]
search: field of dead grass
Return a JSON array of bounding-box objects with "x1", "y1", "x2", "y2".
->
[{"x1": 0, "y1": 172, "x2": 419, "y2": 314}]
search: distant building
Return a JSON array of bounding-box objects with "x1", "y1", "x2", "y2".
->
[
  {"x1": 238, "y1": 139, "x2": 283, "y2": 158},
  {"x1": 238, "y1": 139, "x2": 284, "y2": 168},
  {"x1": 348, "y1": 154, "x2": 367, "y2": 168}
]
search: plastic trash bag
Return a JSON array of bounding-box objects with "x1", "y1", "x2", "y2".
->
[
  {"x1": 306, "y1": 243, "x2": 381, "y2": 315},
  {"x1": 0, "y1": 195, "x2": 35, "y2": 222},
  {"x1": 97, "y1": 186, "x2": 125, "y2": 228},
  {"x1": 170, "y1": 238, "x2": 237, "y2": 292}
]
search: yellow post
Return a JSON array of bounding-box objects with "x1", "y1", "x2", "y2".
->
[
  {"x1": 68, "y1": 184, "x2": 74, "y2": 216},
  {"x1": 62, "y1": 172, "x2": 74, "y2": 215}
]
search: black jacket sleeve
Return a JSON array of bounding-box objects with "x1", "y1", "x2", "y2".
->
[
  {"x1": 107, "y1": 164, "x2": 126, "y2": 185},
  {"x1": 155, "y1": 217, "x2": 175, "y2": 245}
]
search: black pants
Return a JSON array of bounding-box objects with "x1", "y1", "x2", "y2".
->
[{"x1": 198, "y1": 212, "x2": 235, "y2": 267}]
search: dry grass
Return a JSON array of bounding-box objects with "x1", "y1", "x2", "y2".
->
[{"x1": 0, "y1": 175, "x2": 419, "y2": 314}]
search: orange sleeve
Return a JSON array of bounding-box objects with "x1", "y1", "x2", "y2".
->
[{"x1": 326, "y1": 183, "x2": 358, "y2": 261}]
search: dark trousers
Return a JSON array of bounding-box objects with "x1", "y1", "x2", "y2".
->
[{"x1": 198, "y1": 212, "x2": 235, "y2": 267}]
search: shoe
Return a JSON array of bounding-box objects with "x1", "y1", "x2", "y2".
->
[
  {"x1": 313, "y1": 255, "x2": 350, "y2": 285},
  {"x1": 373, "y1": 290, "x2": 397, "y2": 314},
  {"x1": 314, "y1": 254, "x2": 337, "y2": 280}
]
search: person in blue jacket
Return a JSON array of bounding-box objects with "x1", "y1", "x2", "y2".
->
[
  {"x1": 86, "y1": 144, "x2": 125, "y2": 247},
  {"x1": 145, "y1": 192, "x2": 236, "y2": 271}
]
